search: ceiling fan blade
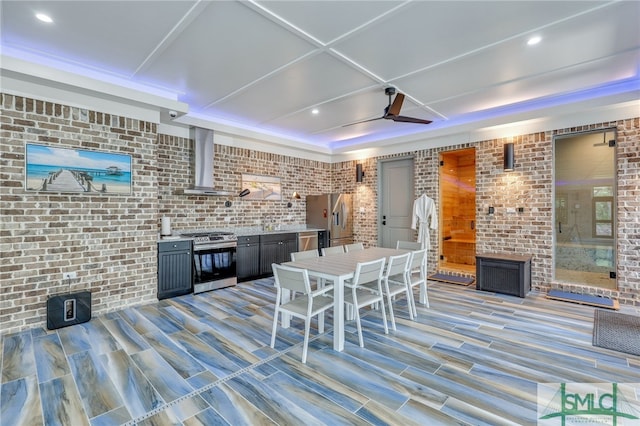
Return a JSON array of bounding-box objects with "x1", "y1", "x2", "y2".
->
[
  {"x1": 390, "y1": 115, "x2": 433, "y2": 124},
  {"x1": 386, "y1": 93, "x2": 405, "y2": 116},
  {"x1": 342, "y1": 116, "x2": 384, "y2": 127}
]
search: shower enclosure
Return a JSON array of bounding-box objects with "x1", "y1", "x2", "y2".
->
[{"x1": 553, "y1": 130, "x2": 616, "y2": 289}]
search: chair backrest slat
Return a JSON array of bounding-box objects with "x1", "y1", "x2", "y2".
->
[
  {"x1": 411, "y1": 250, "x2": 427, "y2": 269},
  {"x1": 353, "y1": 258, "x2": 385, "y2": 286},
  {"x1": 272, "y1": 264, "x2": 310, "y2": 294},
  {"x1": 291, "y1": 249, "x2": 319, "y2": 261},
  {"x1": 396, "y1": 240, "x2": 422, "y2": 250},
  {"x1": 345, "y1": 242, "x2": 364, "y2": 252},
  {"x1": 322, "y1": 245, "x2": 344, "y2": 256},
  {"x1": 386, "y1": 252, "x2": 411, "y2": 278}
]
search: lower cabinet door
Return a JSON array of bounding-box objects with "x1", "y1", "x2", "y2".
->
[
  {"x1": 158, "y1": 241, "x2": 192, "y2": 299},
  {"x1": 237, "y1": 243, "x2": 260, "y2": 281}
]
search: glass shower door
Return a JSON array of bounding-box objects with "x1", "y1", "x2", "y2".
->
[{"x1": 553, "y1": 130, "x2": 616, "y2": 289}]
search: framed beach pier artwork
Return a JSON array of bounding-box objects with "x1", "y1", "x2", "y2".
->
[
  {"x1": 25, "y1": 144, "x2": 132, "y2": 194},
  {"x1": 241, "y1": 174, "x2": 281, "y2": 200}
]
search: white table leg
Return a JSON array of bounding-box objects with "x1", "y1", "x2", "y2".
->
[{"x1": 333, "y1": 276, "x2": 344, "y2": 351}]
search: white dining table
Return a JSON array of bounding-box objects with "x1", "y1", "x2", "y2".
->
[{"x1": 283, "y1": 247, "x2": 409, "y2": 352}]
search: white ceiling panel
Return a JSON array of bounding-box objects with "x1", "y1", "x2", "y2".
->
[
  {"x1": 211, "y1": 52, "x2": 377, "y2": 124},
  {"x1": 429, "y1": 50, "x2": 640, "y2": 117},
  {"x1": 253, "y1": 0, "x2": 403, "y2": 44},
  {"x1": 1, "y1": 0, "x2": 638, "y2": 152},
  {"x1": 136, "y1": 1, "x2": 317, "y2": 108},
  {"x1": 1, "y1": 1, "x2": 195, "y2": 76},
  {"x1": 397, "y1": 1, "x2": 640, "y2": 106},
  {"x1": 332, "y1": 1, "x2": 609, "y2": 81}
]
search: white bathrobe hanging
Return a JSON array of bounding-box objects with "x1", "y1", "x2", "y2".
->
[{"x1": 411, "y1": 194, "x2": 437, "y2": 249}]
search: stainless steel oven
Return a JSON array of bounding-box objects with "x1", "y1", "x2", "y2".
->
[{"x1": 180, "y1": 232, "x2": 237, "y2": 293}]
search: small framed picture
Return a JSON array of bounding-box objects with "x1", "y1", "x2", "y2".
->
[{"x1": 241, "y1": 174, "x2": 282, "y2": 200}]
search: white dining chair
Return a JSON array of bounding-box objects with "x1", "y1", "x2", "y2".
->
[
  {"x1": 344, "y1": 242, "x2": 364, "y2": 252},
  {"x1": 397, "y1": 241, "x2": 425, "y2": 289},
  {"x1": 291, "y1": 249, "x2": 319, "y2": 261},
  {"x1": 343, "y1": 258, "x2": 388, "y2": 347},
  {"x1": 396, "y1": 240, "x2": 422, "y2": 250},
  {"x1": 289, "y1": 249, "x2": 321, "y2": 299},
  {"x1": 321, "y1": 245, "x2": 344, "y2": 256},
  {"x1": 270, "y1": 263, "x2": 334, "y2": 363},
  {"x1": 365, "y1": 252, "x2": 412, "y2": 331},
  {"x1": 406, "y1": 249, "x2": 429, "y2": 314}
]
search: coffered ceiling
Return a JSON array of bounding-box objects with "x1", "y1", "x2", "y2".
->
[{"x1": 1, "y1": 1, "x2": 639, "y2": 154}]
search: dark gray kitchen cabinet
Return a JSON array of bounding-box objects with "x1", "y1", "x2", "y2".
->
[
  {"x1": 158, "y1": 240, "x2": 193, "y2": 299},
  {"x1": 259, "y1": 233, "x2": 297, "y2": 275},
  {"x1": 237, "y1": 235, "x2": 260, "y2": 282}
]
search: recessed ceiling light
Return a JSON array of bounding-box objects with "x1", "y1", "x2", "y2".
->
[
  {"x1": 311, "y1": 108, "x2": 319, "y2": 115},
  {"x1": 527, "y1": 36, "x2": 542, "y2": 46},
  {"x1": 36, "y1": 13, "x2": 53, "y2": 23}
]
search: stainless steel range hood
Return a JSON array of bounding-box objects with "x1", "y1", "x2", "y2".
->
[{"x1": 184, "y1": 127, "x2": 233, "y2": 196}]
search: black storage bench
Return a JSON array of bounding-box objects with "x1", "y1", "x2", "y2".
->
[{"x1": 476, "y1": 253, "x2": 532, "y2": 297}]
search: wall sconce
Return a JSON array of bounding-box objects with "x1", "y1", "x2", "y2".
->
[
  {"x1": 356, "y1": 163, "x2": 365, "y2": 183},
  {"x1": 287, "y1": 191, "x2": 301, "y2": 208},
  {"x1": 503, "y1": 143, "x2": 514, "y2": 171}
]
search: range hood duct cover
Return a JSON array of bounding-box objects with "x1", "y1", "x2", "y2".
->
[{"x1": 184, "y1": 127, "x2": 232, "y2": 195}]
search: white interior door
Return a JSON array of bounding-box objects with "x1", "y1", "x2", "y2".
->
[{"x1": 379, "y1": 158, "x2": 414, "y2": 248}]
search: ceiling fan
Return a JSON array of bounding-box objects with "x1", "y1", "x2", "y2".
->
[{"x1": 345, "y1": 87, "x2": 432, "y2": 127}]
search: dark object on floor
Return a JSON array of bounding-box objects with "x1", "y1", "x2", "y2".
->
[
  {"x1": 547, "y1": 290, "x2": 619, "y2": 310},
  {"x1": 593, "y1": 309, "x2": 640, "y2": 356},
  {"x1": 476, "y1": 253, "x2": 531, "y2": 297},
  {"x1": 46, "y1": 291, "x2": 91, "y2": 329},
  {"x1": 428, "y1": 273, "x2": 474, "y2": 285}
]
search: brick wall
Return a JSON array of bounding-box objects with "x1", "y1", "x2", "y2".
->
[
  {"x1": 616, "y1": 118, "x2": 640, "y2": 304},
  {"x1": 475, "y1": 132, "x2": 554, "y2": 290},
  {"x1": 1, "y1": 94, "x2": 159, "y2": 335},
  {"x1": 2, "y1": 91, "x2": 638, "y2": 335},
  {"x1": 1, "y1": 96, "x2": 333, "y2": 335},
  {"x1": 157, "y1": 134, "x2": 332, "y2": 232},
  {"x1": 475, "y1": 119, "x2": 640, "y2": 304},
  {"x1": 350, "y1": 119, "x2": 639, "y2": 305}
]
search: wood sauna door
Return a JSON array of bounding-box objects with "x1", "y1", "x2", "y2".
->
[{"x1": 439, "y1": 148, "x2": 476, "y2": 274}]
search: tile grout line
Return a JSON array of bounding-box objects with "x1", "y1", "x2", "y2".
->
[{"x1": 124, "y1": 326, "x2": 333, "y2": 425}]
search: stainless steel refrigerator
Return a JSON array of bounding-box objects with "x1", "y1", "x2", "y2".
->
[{"x1": 306, "y1": 193, "x2": 353, "y2": 247}]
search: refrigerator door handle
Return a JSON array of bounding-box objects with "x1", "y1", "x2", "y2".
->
[{"x1": 341, "y1": 202, "x2": 347, "y2": 229}]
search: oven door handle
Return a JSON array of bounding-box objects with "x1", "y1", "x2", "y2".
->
[{"x1": 193, "y1": 241, "x2": 237, "y2": 251}]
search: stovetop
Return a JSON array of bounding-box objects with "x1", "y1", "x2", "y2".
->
[{"x1": 180, "y1": 231, "x2": 237, "y2": 244}]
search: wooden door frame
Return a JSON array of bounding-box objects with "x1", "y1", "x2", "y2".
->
[{"x1": 438, "y1": 147, "x2": 476, "y2": 274}]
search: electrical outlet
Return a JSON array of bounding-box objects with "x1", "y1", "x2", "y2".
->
[{"x1": 63, "y1": 271, "x2": 77, "y2": 280}]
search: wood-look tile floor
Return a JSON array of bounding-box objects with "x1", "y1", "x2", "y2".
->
[{"x1": 2, "y1": 278, "x2": 640, "y2": 426}]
